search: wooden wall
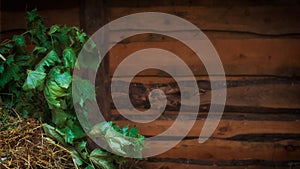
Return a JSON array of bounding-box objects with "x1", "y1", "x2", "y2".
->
[
  {"x1": 108, "y1": 1, "x2": 300, "y2": 168},
  {"x1": 1, "y1": 0, "x2": 300, "y2": 168}
]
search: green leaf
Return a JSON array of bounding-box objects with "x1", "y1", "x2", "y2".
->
[
  {"x1": 77, "y1": 39, "x2": 99, "y2": 70},
  {"x1": 5, "y1": 55, "x2": 14, "y2": 65},
  {"x1": 91, "y1": 157, "x2": 115, "y2": 169},
  {"x1": 121, "y1": 126, "x2": 129, "y2": 136},
  {"x1": 89, "y1": 121, "x2": 113, "y2": 137},
  {"x1": 113, "y1": 125, "x2": 121, "y2": 133},
  {"x1": 90, "y1": 148, "x2": 115, "y2": 169},
  {"x1": 72, "y1": 75, "x2": 96, "y2": 106},
  {"x1": 105, "y1": 127, "x2": 131, "y2": 155},
  {"x1": 14, "y1": 54, "x2": 31, "y2": 66},
  {"x1": 76, "y1": 31, "x2": 87, "y2": 43},
  {"x1": 0, "y1": 64, "x2": 4, "y2": 74},
  {"x1": 71, "y1": 150, "x2": 84, "y2": 167},
  {"x1": 35, "y1": 50, "x2": 61, "y2": 72},
  {"x1": 0, "y1": 43, "x2": 14, "y2": 55},
  {"x1": 76, "y1": 141, "x2": 87, "y2": 152},
  {"x1": 51, "y1": 109, "x2": 73, "y2": 127},
  {"x1": 0, "y1": 48, "x2": 5, "y2": 54},
  {"x1": 44, "y1": 66, "x2": 71, "y2": 109},
  {"x1": 48, "y1": 25, "x2": 60, "y2": 35},
  {"x1": 22, "y1": 70, "x2": 46, "y2": 90},
  {"x1": 4, "y1": 43, "x2": 14, "y2": 49},
  {"x1": 53, "y1": 25, "x2": 70, "y2": 46},
  {"x1": 27, "y1": 9, "x2": 38, "y2": 23},
  {"x1": 44, "y1": 78, "x2": 68, "y2": 109},
  {"x1": 65, "y1": 126, "x2": 76, "y2": 144},
  {"x1": 84, "y1": 165, "x2": 94, "y2": 169},
  {"x1": 129, "y1": 126, "x2": 139, "y2": 138},
  {"x1": 89, "y1": 122, "x2": 145, "y2": 158},
  {"x1": 13, "y1": 35, "x2": 25, "y2": 46},
  {"x1": 0, "y1": 64, "x2": 20, "y2": 88},
  {"x1": 90, "y1": 148, "x2": 109, "y2": 158},
  {"x1": 42, "y1": 123, "x2": 65, "y2": 145},
  {"x1": 66, "y1": 119, "x2": 85, "y2": 141},
  {"x1": 44, "y1": 66, "x2": 72, "y2": 109},
  {"x1": 32, "y1": 46, "x2": 47, "y2": 54},
  {"x1": 63, "y1": 47, "x2": 76, "y2": 69},
  {"x1": 49, "y1": 66, "x2": 72, "y2": 89}
]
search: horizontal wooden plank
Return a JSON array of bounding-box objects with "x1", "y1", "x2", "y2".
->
[
  {"x1": 0, "y1": 8, "x2": 80, "y2": 32},
  {"x1": 110, "y1": 0, "x2": 299, "y2": 7},
  {"x1": 109, "y1": 39, "x2": 300, "y2": 77},
  {"x1": 112, "y1": 111, "x2": 300, "y2": 121},
  {"x1": 113, "y1": 76, "x2": 300, "y2": 86},
  {"x1": 115, "y1": 119, "x2": 300, "y2": 139},
  {"x1": 109, "y1": 31, "x2": 300, "y2": 44},
  {"x1": 143, "y1": 161, "x2": 300, "y2": 169},
  {"x1": 110, "y1": 79, "x2": 300, "y2": 110},
  {"x1": 142, "y1": 139, "x2": 300, "y2": 161},
  {"x1": 109, "y1": 6, "x2": 300, "y2": 35}
]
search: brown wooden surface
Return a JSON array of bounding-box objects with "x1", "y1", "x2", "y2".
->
[
  {"x1": 111, "y1": 77, "x2": 300, "y2": 110},
  {"x1": 80, "y1": 0, "x2": 111, "y2": 120},
  {"x1": 143, "y1": 162, "x2": 300, "y2": 169},
  {"x1": 109, "y1": 5, "x2": 300, "y2": 35},
  {"x1": 111, "y1": 75, "x2": 300, "y2": 168},
  {"x1": 110, "y1": 39, "x2": 300, "y2": 77},
  {"x1": 149, "y1": 139, "x2": 300, "y2": 161},
  {"x1": 1, "y1": 0, "x2": 300, "y2": 168},
  {"x1": 116, "y1": 120, "x2": 300, "y2": 138},
  {"x1": 107, "y1": 1, "x2": 300, "y2": 168}
]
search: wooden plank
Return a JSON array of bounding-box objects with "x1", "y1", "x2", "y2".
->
[
  {"x1": 115, "y1": 119, "x2": 300, "y2": 139},
  {"x1": 222, "y1": 84, "x2": 300, "y2": 109},
  {"x1": 142, "y1": 139, "x2": 300, "y2": 161},
  {"x1": 79, "y1": 0, "x2": 109, "y2": 35},
  {"x1": 109, "y1": 39, "x2": 300, "y2": 76},
  {"x1": 110, "y1": 0, "x2": 299, "y2": 7},
  {"x1": 112, "y1": 110, "x2": 300, "y2": 121},
  {"x1": 111, "y1": 80, "x2": 300, "y2": 110},
  {"x1": 109, "y1": 6, "x2": 300, "y2": 35},
  {"x1": 143, "y1": 161, "x2": 299, "y2": 169},
  {"x1": 114, "y1": 76, "x2": 300, "y2": 85},
  {"x1": 80, "y1": 0, "x2": 111, "y2": 120}
]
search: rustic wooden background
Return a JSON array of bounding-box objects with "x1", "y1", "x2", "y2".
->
[{"x1": 1, "y1": 0, "x2": 300, "y2": 168}]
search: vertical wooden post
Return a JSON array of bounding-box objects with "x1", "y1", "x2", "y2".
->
[{"x1": 80, "y1": 0, "x2": 111, "y2": 120}]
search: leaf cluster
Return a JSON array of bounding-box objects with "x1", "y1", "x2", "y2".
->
[{"x1": 0, "y1": 9, "x2": 145, "y2": 169}]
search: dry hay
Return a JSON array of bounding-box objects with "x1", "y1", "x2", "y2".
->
[
  {"x1": 0, "y1": 108, "x2": 145, "y2": 169},
  {"x1": 0, "y1": 108, "x2": 75, "y2": 169}
]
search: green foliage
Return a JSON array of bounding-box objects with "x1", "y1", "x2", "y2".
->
[
  {"x1": 0, "y1": 9, "x2": 145, "y2": 169},
  {"x1": 90, "y1": 122, "x2": 145, "y2": 159}
]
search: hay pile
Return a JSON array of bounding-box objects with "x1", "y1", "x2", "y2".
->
[
  {"x1": 0, "y1": 108, "x2": 145, "y2": 169},
  {"x1": 0, "y1": 108, "x2": 75, "y2": 169}
]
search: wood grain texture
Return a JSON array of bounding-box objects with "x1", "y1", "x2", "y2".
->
[
  {"x1": 112, "y1": 111, "x2": 300, "y2": 121},
  {"x1": 80, "y1": 0, "x2": 111, "y2": 120},
  {"x1": 109, "y1": 39, "x2": 300, "y2": 76},
  {"x1": 111, "y1": 76, "x2": 300, "y2": 167},
  {"x1": 115, "y1": 120, "x2": 300, "y2": 139},
  {"x1": 143, "y1": 162, "x2": 299, "y2": 169},
  {"x1": 110, "y1": 78, "x2": 300, "y2": 111},
  {"x1": 109, "y1": 6, "x2": 300, "y2": 35},
  {"x1": 110, "y1": 0, "x2": 300, "y2": 7},
  {"x1": 141, "y1": 139, "x2": 300, "y2": 161}
]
